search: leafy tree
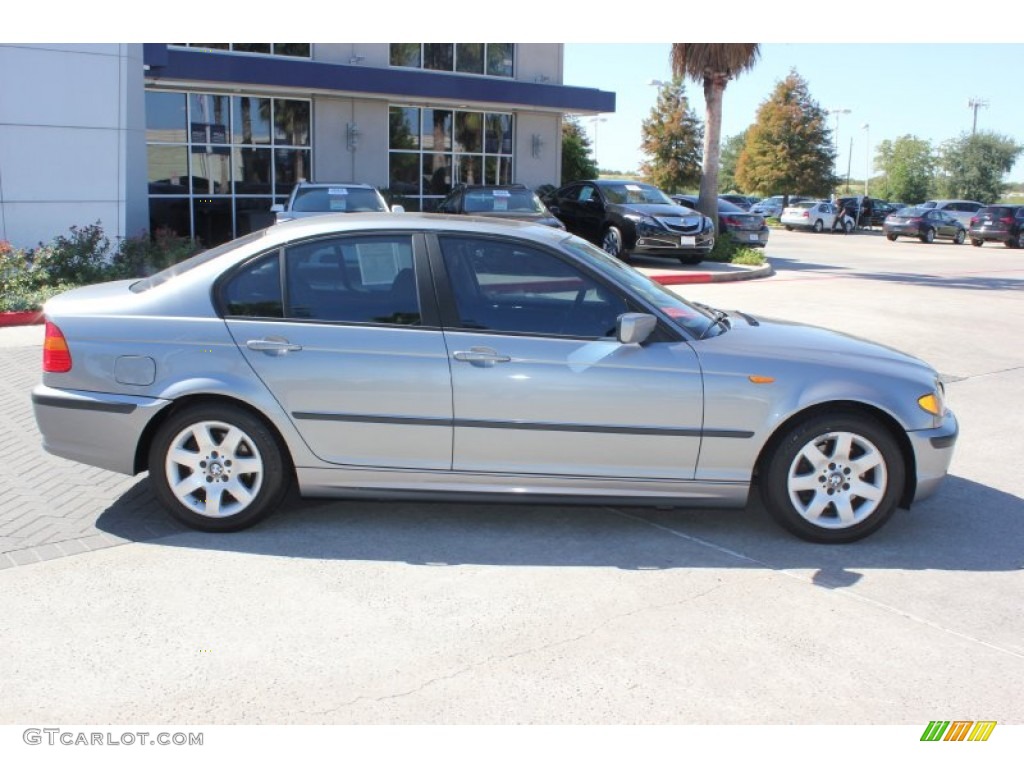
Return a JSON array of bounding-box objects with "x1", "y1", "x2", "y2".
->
[
  {"x1": 873, "y1": 135, "x2": 934, "y2": 204},
  {"x1": 934, "y1": 131, "x2": 1023, "y2": 204},
  {"x1": 561, "y1": 116, "x2": 599, "y2": 184},
  {"x1": 670, "y1": 43, "x2": 760, "y2": 222},
  {"x1": 735, "y1": 69, "x2": 836, "y2": 202},
  {"x1": 638, "y1": 78, "x2": 703, "y2": 193},
  {"x1": 718, "y1": 130, "x2": 749, "y2": 193}
]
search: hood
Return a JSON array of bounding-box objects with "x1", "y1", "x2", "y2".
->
[
  {"x1": 710, "y1": 311, "x2": 935, "y2": 380},
  {"x1": 471, "y1": 211, "x2": 565, "y2": 228},
  {"x1": 609, "y1": 203, "x2": 703, "y2": 220}
]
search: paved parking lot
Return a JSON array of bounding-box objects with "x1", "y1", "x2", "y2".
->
[{"x1": 0, "y1": 228, "x2": 1021, "y2": 726}]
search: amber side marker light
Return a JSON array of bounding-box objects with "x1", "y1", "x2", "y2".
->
[
  {"x1": 43, "y1": 321, "x2": 72, "y2": 373},
  {"x1": 748, "y1": 375, "x2": 775, "y2": 384},
  {"x1": 917, "y1": 393, "x2": 943, "y2": 416}
]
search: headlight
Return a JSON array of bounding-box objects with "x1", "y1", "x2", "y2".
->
[{"x1": 624, "y1": 213, "x2": 662, "y2": 235}]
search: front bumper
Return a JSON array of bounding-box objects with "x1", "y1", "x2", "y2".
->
[
  {"x1": 634, "y1": 231, "x2": 715, "y2": 256},
  {"x1": 907, "y1": 410, "x2": 959, "y2": 503},
  {"x1": 32, "y1": 384, "x2": 171, "y2": 475}
]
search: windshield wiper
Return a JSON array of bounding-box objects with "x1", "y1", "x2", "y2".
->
[{"x1": 694, "y1": 302, "x2": 730, "y2": 339}]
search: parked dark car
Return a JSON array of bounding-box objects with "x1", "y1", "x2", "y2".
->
[
  {"x1": 545, "y1": 180, "x2": 715, "y2": 264},
  {"x1": 671, "y1": 194, "x2": 769, "y2": 248},
  {"x1": 968, "y1": 205, "x2": 1024, "y2": 248},
  {"x1": 720, "y1": 194, "x2": 759, "y2": 210},
  {"x1": 883, "y1": 207, "x2": 966, "y2": 244},
  {"x1": 436, "y1": 184, "x2": 564, "y2": 229},
  {"x1": 836, "y1": 197, "x2": 892, "y2": 228}
]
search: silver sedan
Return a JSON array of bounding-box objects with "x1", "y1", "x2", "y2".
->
[{"x1": 32, "y1": 214, "x2": 957, "y2": 543}]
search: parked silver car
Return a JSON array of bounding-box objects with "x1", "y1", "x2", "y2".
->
[{"x1": 32, "y1": 214, "x2": 957, "y2": 543}]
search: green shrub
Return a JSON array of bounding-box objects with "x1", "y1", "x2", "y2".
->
[
  {"x1": 30, "y1": 222, "x2": 111, "y2": 285},
  {"x1": 706, "y1": 233, "x2": 766, "y2": 266},
  {"x1": 107, "y1": 228, "x2": 197, "y2": 278}
]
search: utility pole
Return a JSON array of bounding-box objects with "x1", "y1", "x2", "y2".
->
[
  {"x1": 830, "y1": 108, "x2": 852, "y2": 185},
  {"x1": 968, "y1": 98, "x2": 989, "y2": 134}
]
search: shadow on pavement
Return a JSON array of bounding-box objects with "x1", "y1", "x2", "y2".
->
[
  {"x1": 95, "y1": 474, "x2": 1023, "y2": 576},
  {"x1": 850, "y1": 271, "x2": 1023, "y2": 292}
]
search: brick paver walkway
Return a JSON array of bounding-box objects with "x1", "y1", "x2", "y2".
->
[{"x1": 0, "y1": 345, "x2": 186, "y2": 569}]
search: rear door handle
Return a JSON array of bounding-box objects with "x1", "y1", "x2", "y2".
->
[
  {"x1": 246, "y1": 337, "x2": 303, "y2": 355},
  {"x1": 453, "y1": 347, "x2": 511, "y2": 367}
]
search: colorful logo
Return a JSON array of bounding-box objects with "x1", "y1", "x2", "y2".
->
[{"x1": 921, "y1": 721, "x2": 997, "y2": 742}]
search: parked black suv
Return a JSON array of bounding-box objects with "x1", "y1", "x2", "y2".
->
[
  {"x1": 436, "y1": 184, "x2": 564, "y2": 229},
  {"x1": 968, "y1": 205, "x2": 1024, "y2": 248},
  {"x1": 544, "y1": 180, "x2": 715, "y2": 264}
]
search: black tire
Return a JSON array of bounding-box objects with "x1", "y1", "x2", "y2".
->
[
  {"x1": 784, "y1": 225, "x2": 793, "y2": 231},
  {"x1": 843, "y1": 218, "x2": 854, "y2": 234},
  {"x1": 1006, "y1": 234, "x2": 1021, "y2": 249},
  {"x1": 602, "y1": 226, "x2": 627, "y2": 259},
  {"x1": 678, "y1": 255, "x2": 703, "y2": 266},
  {"x1": 971, "y1": 239, "x2": 983, "y2": 247},
  {"x1": 954, "y1": 229, "x2": 965, "y2": 245},
  {"x1": 760, "y1": 411, "x2": 905, "y2": 543},
  {"x1": 920, "y1": 227, "x2": 935, "y2": 244},
  {"x1": 886, "y1": 234, "x2": 898, "y2": 242},
  {"x1": 813, "y1": 219, "x2": 824, "y2": 233},
  {"x1": 149, "y1": 403, "x2": 290, "y2": 532}
]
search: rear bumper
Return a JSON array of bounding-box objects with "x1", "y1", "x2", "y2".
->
[
  {"x1": 968, "y1": 228, "x2": 1012, "y2": 242},
  {"x1": 32, "y1": 384, "x2": 171, "y2": 475},
  {"x1": 907, "y1": 411, "x2": 958, "y2": 503}
]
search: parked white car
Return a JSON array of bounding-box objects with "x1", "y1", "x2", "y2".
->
[
  {"x1": 920, "y1": 200, "x2": 984, "y2": 228},
  {"x1": 781, "y1": 201, "x2": 854, "y2": 233}
]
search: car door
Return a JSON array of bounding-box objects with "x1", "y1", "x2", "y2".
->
[
  {"x1": 430, "y1": 233, "x2": 704, "y2": 480},
  {"x1": 222, "y1": 232, "x2": 453, "y2": 470}
]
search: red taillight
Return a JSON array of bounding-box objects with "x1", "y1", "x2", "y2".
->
[
  {"x1": 970, "y1": 216, "x2": 979, "y2": 225},
  {"x1": 802, "y1": 211, "x2": 809, "y2": 218},
  {"x1": 908, "y1": 217, "x2": 922, "y2": 224},
  {"x1": 721, "y1": 216, "x2": 740, "y2": 226},
  {"x1": 1000, "y1": 216, "x2": 1014, "y2": 225},
  {"x1": 43, "y1": 321, "x2": 72, "y2": 373}
]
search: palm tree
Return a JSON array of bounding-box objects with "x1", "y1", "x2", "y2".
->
[{"x1": 670, "y1": 44, "x2": 760, "y2": 225}]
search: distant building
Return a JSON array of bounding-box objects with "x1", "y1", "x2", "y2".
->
[{"x1": 0, "y1": 43, "x2": 614, "y2": 249}]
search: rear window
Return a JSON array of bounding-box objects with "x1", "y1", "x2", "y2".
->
[
  {"x1": 130, "y1": 230, "x2": 267, "y2": 293},
  {"x1": 978, "y1": 206, "x2": 1012, "y2": 218}
]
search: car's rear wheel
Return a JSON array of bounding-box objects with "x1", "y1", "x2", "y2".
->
[
  {"x1": 920, "y1": 227, "x2": 935, "y2": 244},
  {"x1": 149, "y1": 404, "x2": 289, "y2": 532},
  {"x1": 971, "y1": 238, "x2": 983, "y2": 247},
  {"x1": 886, "y1": 234, "x2": 898, "y2": 242},
  {"x1": 813, "y1": 220, "x2": 823, "y2": 233},
  {"x1": 954, "y1": 229, "x2": 966, "y2": 245},
  {"x1": 843, "y1": 219, "x2": 854, "y2": 234},
  {"x1": 602, "y1": 226, "x2": 627, "y2": 259},
  {"x1": 1007, "y1": 234, "x2": 1021, "y2": 249},
  {"x1": 784, "y1": 225, "x2": 793, "y2": 231},
  {"x1": 760, "y1": 412, "x2": 904, "y2": 543}
]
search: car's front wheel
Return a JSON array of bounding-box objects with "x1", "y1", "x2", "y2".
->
[
  {"x1": 760, "y1": 412, "x2": 905, "y2": 543},
  {"x1": 149, "y1": 403, "x2": 290, "y2": 531},
  {"x1": 602, "y1": 226, "x2": 627, "y2": 259}
]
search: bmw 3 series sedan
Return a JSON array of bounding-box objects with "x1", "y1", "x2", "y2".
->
[{"x1": 33, "y1": 214, "x2": 957, "y2": 543}]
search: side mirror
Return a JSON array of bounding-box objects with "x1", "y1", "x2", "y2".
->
[
  {"x1": 270, "y1": 204, "x2": 284, "y2": 213},
  {"x1": 616, "y1": 313, "x2": 657, "y2": 345},
  {"x1": 391, "y1": 204, "x2": 405, "y2": 213}
]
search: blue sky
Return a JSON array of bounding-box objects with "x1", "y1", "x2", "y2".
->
[{"x1": 564, "y1": 43, "x2": 1024, "y2": 182}]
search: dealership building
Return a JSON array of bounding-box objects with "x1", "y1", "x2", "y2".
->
[{"x1": 0, "y1": 43, "x2": 614, "y2": 250}]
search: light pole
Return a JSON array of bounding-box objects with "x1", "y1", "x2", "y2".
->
[
  {"x1": 830, "y1": 108, "x2": 851, "y2": 185},
  {"x1": 861, "y1": 123, "x2": 870, "y2": 196},
  {"x1": 589, "y1": 116, "x2": 607, "y2": 169}
]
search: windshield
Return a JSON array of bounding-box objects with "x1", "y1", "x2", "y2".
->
[
  {"x1": 464, "y1": 189, "x2": 546, "y2": 214},
  {"x1": 559, "y1": 236, "x2": 720, "y2": 339},
  {"x1": 601, "y1": 183, "x2": 674, "y2": 206},
  {"x1": 292, "y1": 186, "x2": 387, "y2": 212}
]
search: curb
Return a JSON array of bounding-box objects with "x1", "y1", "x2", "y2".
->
[{"x1": 646, "y1": 261, "x2": 774, "y2": 286}]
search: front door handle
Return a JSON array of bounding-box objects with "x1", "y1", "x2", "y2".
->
[
  {"x1": 453, "y1": 347, "x2": 511, "y2": 367},
  {"x1": 246, "y1": 337, "x2": 303, "y2": 355}
]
